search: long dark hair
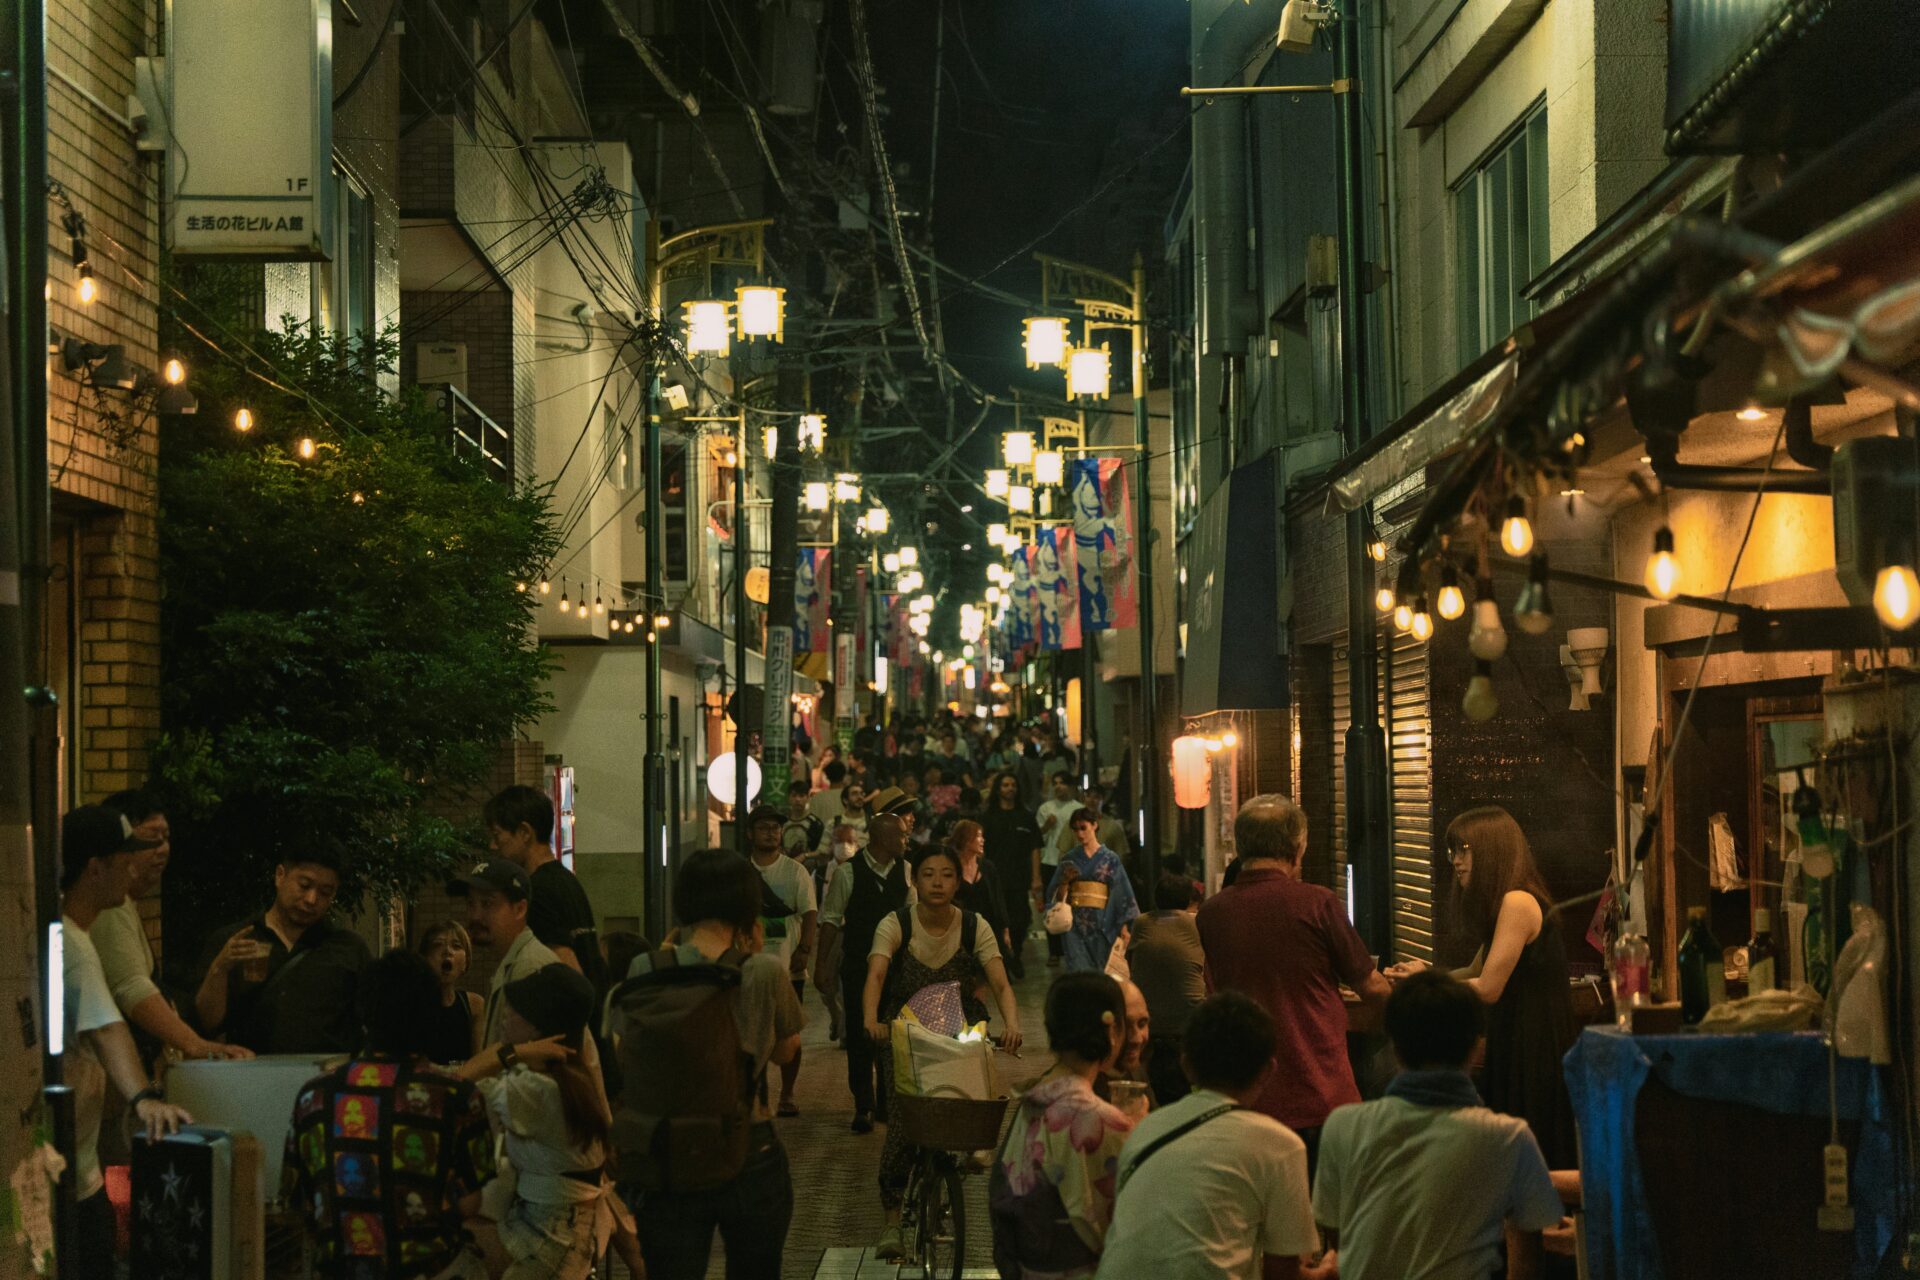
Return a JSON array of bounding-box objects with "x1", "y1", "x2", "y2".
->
[
  {"x1": 1445, "y1": 805, "x2": 1553, "y2": 940},
  {"x1": 989, "y1": 769, "x2": 1021, "y2": 808}
]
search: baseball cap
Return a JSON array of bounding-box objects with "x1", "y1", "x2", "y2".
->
[
  {"x1": 500, "y1": 963, "x2": 595, "y2": 1040},
  {"x1": 746, "y1": 804, "x2": 785, "y2": 829},
  {"x1": 447, "y1": 856, "x2": 530, "y2": 902},
  {"x1": 63, "y1": 805, "x2": 163, "y2": 881}
]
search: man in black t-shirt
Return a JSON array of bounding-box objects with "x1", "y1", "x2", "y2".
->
[{"x1": 484, "y1": 785, "x2": 605, "y2": 997}]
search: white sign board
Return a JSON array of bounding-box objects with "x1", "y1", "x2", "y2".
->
[{"x1": 166, "y1": 0, "x2": 332, "y2": 259}]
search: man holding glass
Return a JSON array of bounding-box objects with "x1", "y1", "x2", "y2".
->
[{"x1": 194, "y1": 843, "x2": 370, "y2": 1054}]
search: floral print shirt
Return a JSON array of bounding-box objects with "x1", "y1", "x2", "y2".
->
[
  {"x1": 283, "y1": 1054, "x2": 495, "y2": 1279},
  {"x1": 998, "y1": 1074, "x2": 1135, "y2": 1275}
]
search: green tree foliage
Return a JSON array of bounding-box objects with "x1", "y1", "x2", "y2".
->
[{"x1": 154, "y1": 289, "x2": 558, "y2": 944}]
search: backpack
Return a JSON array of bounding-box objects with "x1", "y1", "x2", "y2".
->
[{"x1": 609, "y1": 947, "x2": 755, "y2": 1194}]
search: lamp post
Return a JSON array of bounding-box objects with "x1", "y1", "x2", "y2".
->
[
  {"x1": 1020, "y1": 251, "x2": 1159, "y2": 903},
  {"x1": 643, "y1": 217, "x2": 778, "y2": 925}
]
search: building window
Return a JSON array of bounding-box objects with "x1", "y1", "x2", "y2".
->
[
  {"x1": 313, "y1": 167, "x2": 374, "y2": 343},
  {"x1": 1454, "y1": 106, "x2": 1549, "y2": 364},
  {"x1": 603, "y1": 408, "x2": 634, "y2": 491}
]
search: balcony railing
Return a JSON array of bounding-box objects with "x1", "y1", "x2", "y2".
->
[{"x1": 435, "y1": 383, "x2": 511, "y2": 479}]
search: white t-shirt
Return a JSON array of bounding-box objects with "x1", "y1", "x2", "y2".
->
[
  {"x1": 1035, "y1": 799, "x2": 1079, "y2": 865},
  {"x1": 90, "y1": 896, "x2": 160, "y2": 1014},
  {"x1": 754, "y1": 853, "x2": 818, "y2": 970},
  {"x1": 1312, "y1": 1095, "x2": 1563, "y2": 1280},
  {"x1": 868, "y1": 906, "x2": 1001, "y2": 967},
  {"x1": 62, "y1": 916, "x2": 127, "y2": 1199},
  {"x1": 1097, "y1": 1090, "x2": 1318, "y2": 1280}
]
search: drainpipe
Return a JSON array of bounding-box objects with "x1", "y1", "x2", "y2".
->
[{"x1": 1192, "y1": 0, "x2": 1272, "y2": 366}]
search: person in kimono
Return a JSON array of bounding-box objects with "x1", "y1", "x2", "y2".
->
[{"x1": 1046, "y1": 808, "x2": 1140, "y2": 973}]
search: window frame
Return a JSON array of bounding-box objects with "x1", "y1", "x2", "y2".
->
[{"x1": 1453, "y1": 103, "x2": 1550, "y2": 365}]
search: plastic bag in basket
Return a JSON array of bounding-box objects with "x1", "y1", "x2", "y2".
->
[
  {"x1": 903, "y1": 980, "x2": 966, "y2": 1037},
  {"x1": 891, "y1": 1016, "x2": 1000, "y2": 1099}
]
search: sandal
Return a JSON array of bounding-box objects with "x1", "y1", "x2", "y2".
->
[{"x1": 777, "y1": 1099, "x2": 800, "y2": 1117}]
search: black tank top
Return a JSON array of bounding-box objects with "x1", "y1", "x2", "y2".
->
[{"x1": 423, "y1": 992, "x2": 476, "y2": 1065}]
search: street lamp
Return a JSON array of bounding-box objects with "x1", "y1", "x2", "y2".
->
[
  {"x1": 684, "y1": 300, "x2": 732, "y2": 356},
  {"x1": 804, "y1": 481, "x2": 830, "y2": 511},
  {"x1": 1003, "y1": 431, "x2": 1035, "y2": 466},
  {"x1": 797, "y1": 413, "x2": 827, "y2": 453},
  {"x1": 1034, "y1": 450, "x2": 1065, "y2": 486},
  {"x1": 899, "y1": 546, "x2": 920, "y2": 568},
  {"x1": 835, "y1": 473, "x2": 861, "y2": 502},
  {"x1": 735, "y1": 285, "x2": 785, "y2": 340},
  {"x1": 1009, "y1": 483, "x2": 1034, "y2": 514},
  {"x1": 1066, "y1": 346, "x2": 1111, "y2": 399},
  {"x1": 865, "y1": 506, "x2": 890, "y2": 534},
  {"x1": 985, "y1": 468, "x2": 1010, "y2": 498},
  {"x1": 1023, "y1": 315, "x2": 1071, "y2": 369}
]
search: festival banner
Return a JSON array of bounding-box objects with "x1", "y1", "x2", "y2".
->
[
  {"x1": 1069, "y1": 456, "x2": 1138, "y2": 631},
  {"x1": 1008, "y1": 548, "x2": 1034, "y2": 651},
  {"x1": 1034, "y1": 524, "x2": 1081, "y2": 651},
  {"x1": 795, "y1": 548, "x2": 831, "y2": 652}
]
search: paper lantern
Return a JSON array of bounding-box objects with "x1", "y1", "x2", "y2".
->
[
  {"x1": 1171, "y1": 735, "x2": 1212, "y2": 809},
  {"x1": 706, "y1": 752, "x2": 762, "y2": 808}
]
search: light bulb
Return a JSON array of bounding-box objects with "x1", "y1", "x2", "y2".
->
[
  {"x1": 296, "y1": 437, "x2": 316, "y2": 459},
  {"x1": 1221, "y1": 731, "x2": 1239, "y2": 748},
  {"x1": 538, "y1": 579, "x2": 551, "y2": 595},
  {"x1": 1437, "y1": 572, "x2": 1466, "y2": 621},
  {"x1": 516, "y1": 581, "x2": 527, "y2": 592},
  {"x1": 1375, "y1": 585, "x2": 1396, "y2": 613},
  {"x1": 163, "y1": 357, "x2": 186, "y2": 385},
  {"x1": 1367, "y1": 540, "x2": 1387, "y2": 562},
  {"x1": 1410, "y1": 597, "x2": 1434, "y2": 641},
  {"x1": 76, "y1": 272, "x2": 97, "y2": 305},
  {"x1": 1645, "y1": 526, "x2": 1681, "y2": 601},
  {"x1": 594, "y1": 594, "x2": 605, "y2": 615},
  {"x1": 1393, "y1": 602, "x2": 1414, "y2": 632},
  {"x1": 1500, "y1": 496, "x2": 1535, "y2": 558},
  {"x1": 654, "y1": 614, "x2": 671, "y2": 629},
  {"x1": 560, "y1": 589, "x2": 571, "y2": 611},
  {"x1": 1514, "y1": 554, "x2": 1555, "y2": 636},
  {"x1": 1874, "y1": 563, "x2": 1920, "y2": 629},
  {"x1": 1463, "y1": 661, "x2": 1499, "y2": 722},
  {"x1": 724, "y1": 449, "x2": 737, "y2": 467},
  {"x1": 1468, "y1": 578, "x2": 1508, "y2": 661},
  {"x1": 351, "y1": 491, "x2": 365, "y2": 505},
  {"x1": 233, "y1": 407, "x2": 254, "y2": 432},
  {"x1": 576, "y1": 601, "x2": 588, "y2": 618}
]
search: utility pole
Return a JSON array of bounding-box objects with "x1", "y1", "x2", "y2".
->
[
  {"x1": 733, "y1": 409, "x2": 749, "y2": 847},
  {"x1": 1334, "y1": 4, "x2": 1389, "y2": 952},
  {"x1": 2, "y1": 0, "x2": 66, "y2": 1259},
  {"x1": 1130, "y1": 251, "x2": 1160, "y2": 908},
  {"x1": 761, "y1": 365, "x2": 804, "y2": 807},
  {"x1": 640, "y1": 226, "x2": 668, "y2": 940}
]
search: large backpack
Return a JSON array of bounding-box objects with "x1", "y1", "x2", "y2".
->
[{"x1": 609, "y1": 947, "x2": 755, "y2": 1194}]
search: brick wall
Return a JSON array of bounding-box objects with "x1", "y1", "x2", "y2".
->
[
  {"x1": 400, "y1": 289, "x2": 518, "y2": 443},
  {"x1": 1429, "y1": 536, "x2": 1617, "y2": 965}
]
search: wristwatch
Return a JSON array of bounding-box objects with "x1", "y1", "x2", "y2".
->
[
  {"x1": 129, "y1": 1085, "x2": 164, "y2": 1109},
  {"x1": 498, "y1": 1043, "x2": 520, "y2": 1070}
]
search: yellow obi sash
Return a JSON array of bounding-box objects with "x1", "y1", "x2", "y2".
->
[{"x1": 1067, "y1": 881, "x2": 1110, "y2": 910}]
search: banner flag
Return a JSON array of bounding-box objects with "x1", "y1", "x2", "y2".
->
[
  {"x1": 1070, "y1": 456, "x2": 1138, "y2": 631},
  {"x1": 796, "y1": 548, "x2": 831, "y2": 652},
  {"x1": 1034, "y1": 525, "x2": 1081, "y2": 651}
]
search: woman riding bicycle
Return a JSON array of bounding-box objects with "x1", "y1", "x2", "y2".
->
[{"x1": 864, "y1": 843, "x2": 1024, "y2": 1260}]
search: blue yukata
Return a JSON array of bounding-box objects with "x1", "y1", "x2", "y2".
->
[{"x1": 1048, "y1": 846, "x2": 1140, "y2": 972}]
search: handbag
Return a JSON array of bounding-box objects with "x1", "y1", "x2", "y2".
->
[{"x1": 1043, "y1": 900, "x2": 1073, "y2": 935}]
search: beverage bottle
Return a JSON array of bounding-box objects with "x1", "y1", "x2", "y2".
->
[
  {"x1": 1610, "y1": 931, "x2": 1651, "y2": 1030},
  {"x1": 1748, "y1": 907, "x2": 1781, "y2": 993},
  {"x1": 1678, "y1": 906, "x2": 1725, "y2": 1024}
]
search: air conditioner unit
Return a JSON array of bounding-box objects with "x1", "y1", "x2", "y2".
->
[
  {"x1": 417, "y1": 341, "x2": 468, "y2": 395},
  {"x1": 1306, "y1": 234, "x2": 1339, "y2": 297}
]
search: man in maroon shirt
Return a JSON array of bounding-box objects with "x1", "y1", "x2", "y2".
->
[{"x1": 1196, "y1": 793, "x2": 1389, "y2": 1172}]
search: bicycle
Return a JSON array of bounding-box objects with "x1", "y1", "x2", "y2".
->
[{"x1": 891, "y1": 1092, "x2": 1009, "y2": 1279}]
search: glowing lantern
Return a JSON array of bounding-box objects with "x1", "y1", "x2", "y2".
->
[
  {"x1": 1066, "y1": 346, "x2": 1111, "y2": 398},
  {"x1": 1023, "y1": 316, "x2": 1070, "y2": 369},
  {"x1": 1171, "y1": 735, "x2": 1212, "y2": 809},
  {"x1": 735, "y1": 285, "x2": 785, "y2": 340},
  {"x1": 684, "y1": 300, "x2": 731, "y2": 356}
]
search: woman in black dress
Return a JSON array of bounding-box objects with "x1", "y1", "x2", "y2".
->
[
  {"x1": 1392, "y1": 804, "x2": 1577, "y2": 1166},
  {"x1": 419, "y1": 921, "x2": 484, "y2": 1065}
]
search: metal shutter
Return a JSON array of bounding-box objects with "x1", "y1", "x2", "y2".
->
[
  {"x1": 1384, "y1": 625, "x2": 1435, "y2": 963},
  {"x1": 1331, "y1": 646, "x2": 1351, "y2": 912}
]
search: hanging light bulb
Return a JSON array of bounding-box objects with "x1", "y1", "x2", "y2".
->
[
  {"x1": 1034, "y1": 450, "x2": 1065, "y2": 486},
  {"x1": 296, "y1": 437, "x2": 316, "y2": 459},
  {"x1": 538, "y1": 579, "x2": 551, "y2": 595},
  {"x1": 1023, "y1": 316, "x2": 1070, "y2": 369},
  {"x1": 516, "y1": 580, "x2": 527, "y2": 592},
  {"x1": 1514, "y1": 553, "x2": 1555, "y2": 635},
  {"x1": 233, "y1": 407, "x2": 254, "y2": 432},
  {"x1": 654, "y1": 613, "x2": 672, "y2": 629},
  {"x1": 1003, "y1": 431, "x2": 1035, "y2": 466},
  {"x1": 1392, "y1": 600, "x2": 1414, "y2": 632},
  {"x1": 1462, "y1": 660, "x2": 1500, "y2": 721},
  {"x1": 1410, "y1": 596, "x2": 1434, "y2": 641},
  {"x1": 624, "y1": 619, "x2": 635, "y2": 634},
  {"x1": 594, "y1": 588, "x2": 605, "y2": 615},
  {"x1": 804, "y1": 481, "x2": 830, "y2": 511},
  {"x1": 1874, "y1": 563, "x2": 1920, "y2": 629},
  {"x1": 1375, "y1": 585, "x2": 1396, "y2": 613},
  {"x1": 1436, "y1": 565, "x2": 1466, "y2": 621},
  {"x1": 985, "y1": 468, "x2": 1010, "y2": 498},
  {"x1": 576, "y1": 600, "x2": 589, "y2": 618},
  {"x1": 1499, "y1": 495, "x2": 1535, "y2": 558},
  {"x1": 1644, "y1": 526, "x2": 1681, "y2": 601},
  {"x1": 1468, "y1": 576, "x2": 1508, "y2": 661},
  {"x1": 163, "y1": 357, "x2": 186, "y2": 385},
  {"x1": 75, "y1": 269, "x2": 97, "y2": 305},
  {"x1": 559, "y1": 582, "x2": 572, "y2": 612},
  {"x1": 1367, "y1": 539, "x2": 1387, "y2": 562}
]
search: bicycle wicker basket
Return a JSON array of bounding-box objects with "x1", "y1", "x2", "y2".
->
[{"x1": 891, "y1": 1093, "x2": 1010, "y2": 1151}]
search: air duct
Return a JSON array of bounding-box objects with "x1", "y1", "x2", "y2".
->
[{"x1": 1192, "y1": 0, "x2": 1274, "y2": 358}]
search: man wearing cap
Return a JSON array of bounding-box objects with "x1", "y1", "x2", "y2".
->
[
  {"x1": 749, "y1": 804, "x2": 817, "y2": 1117},
  {"x1": 816, "y1": 812, "x2": 912, "y2": 1132},
  {"x1": 60, "y1": 805, "x2": 194, "y2": 1276},
  {"x1": 194, "y1": 840, "x2": 370, "y2": 1054}
]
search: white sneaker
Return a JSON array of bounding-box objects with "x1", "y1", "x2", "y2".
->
[{"x1": 874, "y1": 1224, "x2": 907, "y2": 1260}]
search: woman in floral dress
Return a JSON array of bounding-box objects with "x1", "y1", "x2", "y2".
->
[
  {"x1": 1046, "y1": 810, "x2": 1140, "y2": 972},
  {"x1": 989, "y1": 972, "x2": 1135, "y2": 1278}
]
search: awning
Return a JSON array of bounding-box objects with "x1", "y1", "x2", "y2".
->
[
  {"x1": 1182, "y1": 453, "x2": 1289, "y2": 717},
  {"x1": 1328, "y1": 353, "x2": 1515, "y2": 513}
]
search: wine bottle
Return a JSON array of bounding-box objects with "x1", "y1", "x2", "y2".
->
[
  {"x1": 1679, "y1": 906, "x2": 1725, "y2": 1024},
  {"x1": 1748, "y1": 908, "x2": 1780, "y2": 993}
]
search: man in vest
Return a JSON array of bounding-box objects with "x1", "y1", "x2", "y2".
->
[{"x1": 815, "y1": 812, "x2": 913, "y2": 1133}]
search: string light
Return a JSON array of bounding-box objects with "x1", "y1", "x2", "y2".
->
[
  {"x1": 1436, "y1": 565, "x2": 1466, "y2": 620},
  {"x1": 233, "y1": 407, "x2": 254, "y2": 432},
  {"x1": 1366, "y1": 539, "x2": 1387, "y2": 562},
  {"x1": 1375, "y1": 585, "x2": 1395, "y2": 613},
  {"x1": 559, "y1": 581, "x2": 571, "y2": 612},
  {"x1": 1644, "y1": 526, "x2": 1681, "y2": 601},
  {"x1": 1514, "y1": 553, "x2": 1555, "y2": 635},
  {"x1": 538, "y1": 579, "x2": 551, "y2": 595},
  {"x1": 1410, "y1": 597, "x2": 1434, "y2": 641},
  {"x1": 1392, "y1": 600, "x2": 1414, "y2": 632},
  {"x1": 594, "y1": 587, "x2": 605, "y2": 615},
  {"x1": 163, "y1": 357, "x2": 186, "y2": 385},
  {"x1": 296, "y1": 437, "x2": 316, "y2": 459},
  {"x1": 1499, "y1": 496, "x2": 1535, "y2": 558},
  {"x1": 1468, "y1": 576, "x2": 1507, "y2": 661},
  {"x1": 1874, "y1": 563, "x2": 1919, "y2": 630},
  {"x1": 1462, "y1": 660, "x2": 1499, "y2": 721},
  {"x1": 75, "y1": 268, "x2": 96, "y2": 305},
  {"x1": 654, "y1": 613, "x2": 671, "y2": 629}
]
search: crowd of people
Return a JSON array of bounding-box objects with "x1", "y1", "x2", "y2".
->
[{"x1": 54, "y1": 711, "x2": 1580, "y2": 1279}]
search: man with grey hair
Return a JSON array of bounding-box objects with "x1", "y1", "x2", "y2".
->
[{"x1": 1196, "y1": 794, "x2": 1389, "y2": 1175}]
